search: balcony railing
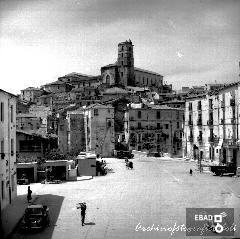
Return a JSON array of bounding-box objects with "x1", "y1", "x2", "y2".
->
[
  {"x1": 223, "y1": 139, "x2": 237, "y2": 146},
  {"x1": 207, "y1": 119, "x2": 213, "y2": 126},
  {"x1": 197, "y1": 136, "x2": 203, "y2": 142},
  {"x1": 188, "y1": 136, "x2": 193, "y2": 142},
  {"x1": 208, "y1": 136, "x2": 214, "y2": 142},
  {"x1": 209, "y1": 136, "x2": 219, "y2": 143},
  {"x1": 188, "y1": 121, "x2": 193, "y2": 126}
]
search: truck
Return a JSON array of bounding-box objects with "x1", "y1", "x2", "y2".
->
[{"x1": 209, "y1": 162, "x2": 236, "y2": 176}]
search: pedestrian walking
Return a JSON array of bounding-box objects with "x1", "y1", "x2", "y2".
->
[
  {"x1": 189, "y1": 169, "x2": 193, "y2": 176},
  {"x1": 77, "y1": 202, "x2": 87, "y2": 226},
  {"x1": 27, "y1": 186, "x2": 32, "y2": 203}
]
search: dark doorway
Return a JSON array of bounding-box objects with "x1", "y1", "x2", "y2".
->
[
  {"x1": 222, "y1": 148, "x2": 227, "y2": 164},
  {"x1": 232, "y1": 149, "x2": 237, "y2": 166},
  {"x1": 17, "y1": 168, "x2": 35, "y2": 183}
]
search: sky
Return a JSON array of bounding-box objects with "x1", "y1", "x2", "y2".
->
[{"x1": 0, "y1": 0, "x2": 239, "y2": 94}]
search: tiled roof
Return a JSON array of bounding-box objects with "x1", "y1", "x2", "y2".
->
[
  {"x1": 134, "y1": 67, "x2": 163, "y2": 77},
  {"x1": 62, "y1": 72, "x2": 94, "y2": 78},
  {"x1": 104, "y1": 87, "x2": 129, "y2": 94},
  {"x1": 0, "y1": 89, "x2": 17, "y2": 98},
  {"x1": 101, "y1": 63, "x2": 117, "y2": 68},
  {"x1": 17, "y1": 113, "x2": 38, "y2": 118}
]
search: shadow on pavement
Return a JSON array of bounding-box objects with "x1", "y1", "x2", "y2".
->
[
  {"x1": 13, "y1": 194, "x2": 64, "y2": 239},
  {"x1": 84, "y1": 222, "x2": 95, "y2": 226}
]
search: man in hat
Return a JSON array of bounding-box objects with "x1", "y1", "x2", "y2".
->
[{"x1": 77, "y1": 202, "x2": 87, "y2": 226}]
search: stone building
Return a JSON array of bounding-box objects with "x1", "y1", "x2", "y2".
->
[
  {"x1": 20, "y1": 87, "x2": 44, "y2": 102},
  {"x1": 16, "y1": 113, "x2": 42, "y2": 131},
  {"x1": 0, "y1": 89, "x2": 17, "y2": 210},
  {"x1": 183, "y1": 82, "x2": 240, "y2": 167},
  {"x1": 101, "y1": 40, "x2": 172, "y2": 93},
  {"x1": 84, "y1": 104, "x2": 115, "y2": 157},
  {"x1": 43, "y1": 80, "x2": 73, "y2": 93},
  {"x1": 65, "y1": 109, "x2": 85, "y2": 154},
  {"x1": 124, "y1": 103, "x2": 184, "y2": 157}
]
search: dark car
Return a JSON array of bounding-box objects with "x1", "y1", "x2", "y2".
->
[
  {"x1": 20, "y1": 204, "x2": 50, "y2": 231},
  {"x1": 116, "y1": 150, "x2": 134, "y2": 159}
]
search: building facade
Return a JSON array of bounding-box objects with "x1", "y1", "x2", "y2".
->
[
  {"x1": 84, "y1": 104, "x2": 115, "y2": 157},
  {"x1": 183, "y1": 82, "x2": 240, "y2": 167},
  {"x1": 124, "y1": 103, "x2": 184, "y2": 157},
  {"x1": 0, "y1": 89, "x2": 17, "y2": 210}
]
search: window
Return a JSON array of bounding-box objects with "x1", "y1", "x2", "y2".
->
[
  {"x1": 177, "y1": 122, "x2": 179, "y2": 128},
  {"x1": 106, "y1": 75, "x2": 110, "y2": 84},
  {"x1": 0, "y1": 102, "x2": 4, "y2": 122},
  {"x1": 94, "y1": 109, "x2": 99, "y2": 116},
  {"x1": 11, "y1": 175, "x2": 14, "y2": 192},
  {"x1": 138, "y1": 134, "x2": 141, "y2": 142},
  {"x1": 138, "y1": 111, "x2": 141, "y2": 118},
  {"x1": 11, "y1": 139, "x2": 14, "y2": 156},
  {"x1": 138, "y1": 122, "x2": 141, "y2": 129},
  {"x1": 10, "y1": 105, "x2": 13, "y2": 123},
  {"x1": 209, "y1": 99, "x2": 213, "y2": 109},
  {"x1": 165, "y1": 124, "x2": 169, "y2": 129},
  {"x1": 121, "y1": 61, "x2": 123, "y2": 66},
  {"x1": 121, "y1": 72, "x2": 123, "y2": 77},
  {"x1": 1, "y1": 140, "x2": 4, "y2": 153},
  {"x1": 157, "y1": 123, "x2": 161, "y2": 129},
  {"x1": 156, "y1": 111, "x2": 160, "y2": 119},
  {"x1": 1, "y1": 180, "x2": 5, "y2": 199}
]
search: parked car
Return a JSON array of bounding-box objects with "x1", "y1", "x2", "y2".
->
[
  {"x1": 20, "y1": 204, "x2": 50, "y2": 231},
  {"x1": 17, "y1": 174, "x2": 29, "y2": 185},
  {"x1": 210, "y1": 162, "x2": 236, "y2": 176},
  {"x1": 116, "y1": 150, "x2": 134, "y2": 159}
]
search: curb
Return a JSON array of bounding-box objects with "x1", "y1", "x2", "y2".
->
[{"x1": 5, "y1": 195, "x2": 40, "y2": 239}]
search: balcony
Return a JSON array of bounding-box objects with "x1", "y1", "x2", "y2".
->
[
  {"x1": 188, "y1": 136, "x2": 193, "y2": 142},
  {"x1": 231, "y1": 118, "x2": 236, "y2": 124},
  {"x1": 214, "y1": 136, "x2": 219, "y2": 144},
  {"x1": 209, "y1": 136, "x2": 219, "y2": 143},
  {"x1": 230, "y1": 99, "x2": 235, "y2": 107},
  {"x1": 207, "y1": 119, "x2": 213, "y2": 126},
  {"x1": 208, "y1": 136, "x2": 214, "y2": 143},
  {"x1": 223, "y1": 139, "x2": 237, "y2": 147},
  {"x1": 197, "y1": 136, "x2": 203, "y2": 143}
]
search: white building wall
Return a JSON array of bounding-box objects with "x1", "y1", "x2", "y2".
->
[{"x1": 0, "y1": 90, "x2": 17, "y2": 210}]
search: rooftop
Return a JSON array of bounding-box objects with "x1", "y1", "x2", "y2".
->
[{"x1": 134, "y1": 67, "x2": 163, "y2": 77}]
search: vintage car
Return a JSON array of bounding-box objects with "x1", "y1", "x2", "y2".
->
[
  {"x1": 20, "y1": 204, "x2": 50, "y2": 231},
  {"x1": 116, "y1": 150, "x2": 134, "y2": 159},
  {"x1": 17, "y1": 174, "x2": 29, "y2": 185}
]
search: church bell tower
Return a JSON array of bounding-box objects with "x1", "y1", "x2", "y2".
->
[{"x1": 117, "y1": 40, "x2": 134, "y2": 87}]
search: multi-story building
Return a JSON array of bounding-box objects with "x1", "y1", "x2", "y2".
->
[
  {"x1": 65, "y1": 110, "x2": 85, "y2": 154},
  {"x1": 183, "y1": 82, "x2": 240, "y2": 167},
  {"x1": 20, "y1": 87, "x2": 44, "y2": 102},
  {"x1": 124, "y1": 103, "x2": 184, "y2": 157},
  {"x1": 16, "y1": 113, "x2": 42, "y2": 131},
  {"x1": 84, "y1": 104, "x2": 115, "y2": 157},
  {"x1": 0, "y1": 89, "x2": 17, "y2": 210}
]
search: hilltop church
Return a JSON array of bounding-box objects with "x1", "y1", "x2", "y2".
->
[{"x1": 101, "y1": 40, "x2": 172, "y2": 93}]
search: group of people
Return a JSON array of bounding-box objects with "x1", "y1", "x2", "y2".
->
[{"x1": 125, "y1": 158, "x2": 133, "y2": 169}]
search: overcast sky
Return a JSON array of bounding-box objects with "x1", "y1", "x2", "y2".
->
[{"x1": 0, "y1": 0, "x2": 239, "y2": 94}]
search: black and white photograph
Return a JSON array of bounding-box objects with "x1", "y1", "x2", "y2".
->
[{"x1": 0, "y1": 0, "x2": 240, "y2": 238}]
